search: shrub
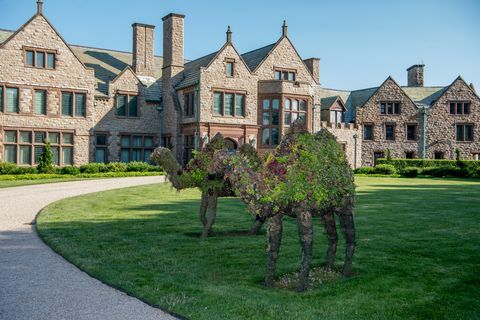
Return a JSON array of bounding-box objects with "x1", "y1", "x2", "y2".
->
[
  {"x1": 354, "y1": 167, "x2": 375, "y2": 174},
  {"x1": 37, "y1": 142, "x2": 55, "y2": 174},
  {"x1": 61, "y1": 166, "x2": 80, "y2": 175},
  {"x1": 16, "y1": 166, "x2": 38, "y2": 174},
  {"x1": 126, "y1": 161, "x2": 150, "y2": 172},
  {"x1": 0, "y1": 162, "x2": 19, "y2": 174},
  {"x1": 106, "y1": 162, "x2": 127, "y2": 172},
  {"x1": 373, "y1": 164, "x2": 396, "y2": 175},
  {"x1": 386, "y1": 149, "x2": 392, "y2": 162},
  {"x1": 79, "y1": 163, "x2": 108, "y2": 174},
  {"x1": 400, "y1": 167, "x2": 420, "y2": 178},
  {"x1": 376, "y1": 158, "x2": 480, "y2": 172},
  {"x1": 421, "y1": 166, "x2": 468, "y2": 178}
]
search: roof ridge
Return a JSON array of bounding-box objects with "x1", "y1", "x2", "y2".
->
[
  {"x1": 184, "y1": 50, "x2": 218, "y2": 66},
  {"x1": 70, "y1": 44, "x2": 164, "y2": 59},
  {"x1": 0, "y1": 28, "x2": 15, "y2": 33}
]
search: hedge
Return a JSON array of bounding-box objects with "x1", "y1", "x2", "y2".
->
[
  {"x1": 0, "y1": 171, "x2": 163, "y2": 181},
  {"x1": 376, "y1": 158, "x2": 480, "y2": 171},
  {"x1": 0, "y1": 162, "x2": 162, "y2": 176}
]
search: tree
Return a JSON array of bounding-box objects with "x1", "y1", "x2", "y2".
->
[{"x1": 37, "y1": 141, "x2": 55, "y2": 173}]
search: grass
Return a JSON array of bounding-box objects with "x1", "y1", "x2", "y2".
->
[
  {"x1": 36, "y1": 177, "x2": 480, "y2": 319},
  {"x1": 0, "y1": 171, "x2": 163, "y2": 188}
]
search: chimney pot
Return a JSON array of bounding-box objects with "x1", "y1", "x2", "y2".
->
[
  {"x1": 407, "y1": 64, "x2": 425, "y2": 87},
  {"x1": 37, "y1": 0, "x2": 43, "y2": 14}
]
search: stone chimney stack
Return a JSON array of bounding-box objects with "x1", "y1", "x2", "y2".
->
[
  {"x1": 162, "y1": 13, "x2": 185, "y2": 69},
  {"x1": 407, "y1": 64, "x2": 425, "y2": 87},
  {"x1": 304, "y1": 58, "x2": 320, "y2": 83},
  {"x1": 132, "y1": 23, "x2": 155, "y2": 77}
]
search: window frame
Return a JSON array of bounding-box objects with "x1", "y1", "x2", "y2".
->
[
  {"x1": 385, "y1": 123, "x2": 396, "y2": 141},
  {"x1": 116, "y1": 92, "x2": 139, "y2": 118},
  {"x1": 2, "y1": 128, "x2": 74, "y2": 166},
  {"x1": 119, "y1": 134, "x2": 155, "y2": 163},
  {"x1": 456, "y1": 124, "x2": 474, "y2": 142},
  {"x1": 406, "y1": 123, "x2": 418, "y2": 141},
  {"x1": 363, "y1": 123, "x2": 374, "y2": 141},
  {"x1": 273, "y1": 67, "x2": 297, "y2": 81},
  {"x1": 283, "y1": 97, "x2": 308, "y2": 127},
  {"x1": 23, "y1": 47, "x2": 56, "y2": 70},
  {"x1": 212, "y1": 89, "x2": 246, "y2": 118},
  {"x1": 261, "y1": 97, "x2": 281, "y2": 147},
  {"x1": 0, "y1": 85, "x2": 20, "y2": 114},
  {"x1": 380, "y1": 101, "x2": 401, "y2": 115},
  {"x1": 183, "y1": 90, "x2": 195, "y2": 118},
  {"x1": 94, "y1": 132, "x2": 109, "y2": 163},
  {"x1": 33, "y1": 89, "x2": 48, "y2": 116},
  {"x1": 225, "y1": 58, "x2": 235, "y2": 77},
  {"x1": 61, "y1": 90, "x2": 87, "y2": 118},
  {"x1": 449, "y1": 101, "x2": 471, "y2": 115}
]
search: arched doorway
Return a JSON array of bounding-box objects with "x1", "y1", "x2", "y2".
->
[{"x1": 224, "y1": 138, "x2": 238, "y2": 151}]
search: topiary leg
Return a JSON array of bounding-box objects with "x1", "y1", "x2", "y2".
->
[
  {"x1": 199, "y1": 191, "x2": 208, "y2": 227},
  {"x1": 323, "y1": 211, "x2": 338, "y2": 270},
  {"x1": 339, "y1": 198, "x2": 356, "y2": 277},
  {"x1": 297, "y1": 209, "x2": 313, "y2": 292},
  {"x1": 201, "y1": 191, "x2": 218, "y2": 238},
  {"x1": 248, "y1": 216, "x2": 265, "y2": 235},
  {"x1": 265, "y1": 214, "x2": 283, "y2": 287}
]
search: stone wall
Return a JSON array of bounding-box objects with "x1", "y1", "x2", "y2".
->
[
  {"x1": 319, "y1": 122, "x2": 362, "y2": 168},
  {"x1": 426, "y1": 78, "x2": 480, "y2": 159},
  {"x1": 0, "y1": 14, "x2": 95, "y2": 165},
  {"x1": 356, "y1": 78, "x2": 422, "y2": 166}
]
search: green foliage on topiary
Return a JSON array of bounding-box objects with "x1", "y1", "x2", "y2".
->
[
  {"x1": 354, "y1": 166, "x2": 375, "y2": 175},
  {"x1": 106, "y1": 162, "x2": 128, "y2": 172},
  {"x1": 60, "y1": 166, "x2": 80, "y2": 175},
  {"x1": 79, "y1": 163, "x2": 108, "y2": 173},
  {"x1": 386, "y1": 148, "x2": 392, "y2": 162},
  {"x1": 37, "y1": 141, "x2": 55, "y2": 174},
  {"x1": 399, "y1": 167, "x2": 420, "y2": 178},
  {"x1": 373, "y1": 164, "x2": 396, "y2": 175}
]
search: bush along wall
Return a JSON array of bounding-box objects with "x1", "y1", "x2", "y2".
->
[
  {"x1": 354, "y1": 158, "x2": 480, "y2": 178},
  {"x1": 0, "y1": 162, "x2": 162, "y2": 176}
]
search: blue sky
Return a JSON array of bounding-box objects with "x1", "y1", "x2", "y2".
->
[{"x1": 1, "y1": 0, "x2": 479, "y2": 90}]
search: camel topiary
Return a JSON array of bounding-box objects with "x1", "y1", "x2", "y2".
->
[
  {"x1": 209, "y1": 125, "x2": 356, "y2": 291},
  {"x1": 151, "y1": 133, "x2": 264, "y2": 238}
]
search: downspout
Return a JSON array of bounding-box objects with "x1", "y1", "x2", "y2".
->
[
  {"x1": 157, "y1": 100, "x2": 164, "y2": 146},
  {"x1": 353, "y1": 133, "x2": 358, "y2": 169},
  {"x1": 194, "y1": 79, "x2": 201, "y2": 150},
  {"x1": 421, "y1": 105, "x2": 428, "y2": 158}
]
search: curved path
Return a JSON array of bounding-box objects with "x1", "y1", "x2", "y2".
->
[{"x1": 0, "y1": 176, "x2": 178, "y2": 320}]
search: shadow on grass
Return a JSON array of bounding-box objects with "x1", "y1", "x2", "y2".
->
[{"x1": 35, "y1": 180, "x2": 480, "y2": 319}]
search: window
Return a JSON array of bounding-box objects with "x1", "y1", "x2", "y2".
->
[
  {"x1": 184, "y1": 135, "x2": 195, "y2": 164},
  {"x1": 380, "y1": 102, "x2": 400, "y2": 115},
  {"x1": 329, "y1": 110, "x2": 344, "y2": 125},
  {"x1": 364, "y1": 124, "x2": 373, "y2": 140},
  {"x1": 62, "y1": 91, "x2": 86, "y2": 117},
  {"x1": 3, "y1": 129, "x2": 72, "y2": 165},
  {"x1": 405, "y1": 151, "x2": 415, "y2": 159},
  {"x1": 456, "y1": 124, "x2": 473, "y2": 142},
  {"x1": 120, "y1": 134, "x2": 155, "y2": 163},
  {"x1": 34, "y1": 90, "x2": 47, "y2": 115},
  {"x1": 213, "y1": 91, "x2": 245, "y2": 117},
  {"x1": 274, "y1": 68, "x2": 296, "y2": 81},
  {"x1": 406, "y1": 124, "x2": 417, "y2": 141},
  {"x1": 449, "y1": 101, "x2": 470, "y2": 115},
  {"x1": 95, "y1": 133, "x2": 108, "y2": 163},
  {"x1": 116, "y1": 93, "x2": 138, "y2": 117},
  {"x1": 385, "y1": 124, "x2": 395, "y2": 140},
  {"x1": 284, "y1": 98, "x2": 307, "y2": 126},
  {"x1": 184, "y1": 91, "x2": 195, "y2": 117},
  {"x1": 24, "y1": 49, "x2": 55, "y2": 69},
  {"x1": 434, "y1": 151, "x2": 444, "y2": 159},
  {"x1": 262, "y1": 98, "x2": 280, "y2": 146},
  {"x1": 226, "y1": 60, "x2": 234, "y2": 77},
  {"x1": 1, "y1": 87, "x2": 19, "y2": 113}
]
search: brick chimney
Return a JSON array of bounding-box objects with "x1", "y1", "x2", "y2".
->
[
  {"x1": 407, "y1": 64, "x2": 424, "y2": 87},
  {"x1": 162, "y1": 13, "x2": 185, "y2": 69},
  {"x1": 304, "y1": 58, "x2": 320, "y2": 83},
  {"x1": 132, "y1": 23, "x2": 155, "y2": 77}
]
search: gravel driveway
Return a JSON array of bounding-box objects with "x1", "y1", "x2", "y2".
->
[{"x1": 0, "y1": 176, "x2": 178, "y2": 320}]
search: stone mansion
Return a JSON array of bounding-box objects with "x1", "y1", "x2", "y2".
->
[{"x1": 0, "y1": 1, "x2": 479, "y2": 168}]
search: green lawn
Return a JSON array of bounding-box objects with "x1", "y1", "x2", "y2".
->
[{"x1": 37, "y1": 177, "x2": 480, "y2": 320}]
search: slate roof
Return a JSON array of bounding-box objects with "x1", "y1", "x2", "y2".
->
[
  {"x1": 401, "y1": 86, "x2": 446, "y2": 106},
  {"x1": 0, "y1": 28, "x2": 164, "y2": 101},
  {"x1": 240, "y1": 43, "x2": 276, "y2": 71},
  {"x1": 175, "y1": 51, "x2": 218, "y2": 89},
  {"x1": 320, "y1": 96, "x2": 340, "y2": 110}
]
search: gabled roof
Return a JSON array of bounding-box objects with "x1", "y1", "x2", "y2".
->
[
  {"x1": 401, "y1": 86, "x2": 446, "y2": 106},
  {"x1": 0, "y1": 28, "x2": 164, "y2": 100},
  {"x1": 320, "y1": 96, "x2": 346, "y2": 111},
  {"x1": 240, "y1": 43, "x2": 276, "y2": 71},
  {"x1": 175, "y1": 51, "x2": 218, "y2": 90}
]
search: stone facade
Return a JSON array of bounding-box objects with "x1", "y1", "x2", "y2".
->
[{"x1": 1, "y1": 3, "x2": 477, "y2": 168}]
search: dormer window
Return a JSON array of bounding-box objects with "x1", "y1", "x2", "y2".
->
[
  {"x1": 274, "y1": 68, "x2": 296, "y2": 81},
  {"x1": 25, "y1": 48, "x2": 55, "y2": 69},
  {"x1": 226, "y1": 59, "x2": 235, "y2": 77}
]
